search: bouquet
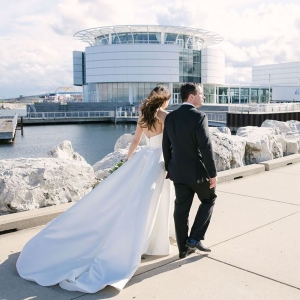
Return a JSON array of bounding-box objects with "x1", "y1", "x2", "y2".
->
[{"x1": 109, "y1": 159, "x2": 126, "y2": 174}]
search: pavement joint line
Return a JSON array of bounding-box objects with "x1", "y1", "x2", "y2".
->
[
  {"x1": 70, "y1": 294, "x2": 89, "y2": 300},
  {"x1": 130, "y1": 254, "x2": 208, "y2": 282},
  {"x1": 207, "y1": 257, "x2": 300, "y2": 291},
  {"x1": 217, "y1": 190, "x2": 300, "y2": 207},
  {"x1": 133, "y1": 256, "x2": 180, "y2": 277},
  {"x1": 210, "y1": 210, "x2": 300, "y2": 248},
  {"x1": 269, "y1": 171, "x2": 300, "y2": 176}
]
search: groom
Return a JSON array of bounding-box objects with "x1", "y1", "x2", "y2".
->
[{"x1": 162, "y1": 82, "x2": 217, "y2": 259}]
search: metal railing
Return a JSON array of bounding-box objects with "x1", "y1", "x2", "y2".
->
[
  {"x1": 26, "y1": 110, "x2": 140, "y2": 119},
  {"x1": 206, "y1": 112, "x2": 227, "y2": 124},
  {"x1": 228, "y1": 103, "x2": 300, "y2": 113},
  {"x1": 115, "y1": 111, "x2": 140, "y2": 118},
  {"x1": 24, "y1": 109, "x2": 227, "y2": 125}
]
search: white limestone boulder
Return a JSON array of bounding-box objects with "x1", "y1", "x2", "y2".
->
[
  {"x1": 47, "y1": 140, "x2": 86, "y2": 162},
  {"x1": 261, "y1": 119, "x2": 292, "y2": 134},
  {"x1": 286, "y1": 120, "x2": 300, "y2": 132},
  {"x1": 114, "y1": 133, "x2": 147, "y2": 151},
  {"x1": 93, "y1": 146, "x2": 142, "y2": 181},
  {"x1": 0, "y1": 141, "x2": 95, "y2": 213},
  {"x1": 284, "y1": 134, "x2": 300, "y2": 154},
  {"x1": 261, "y1": 120, "x2": 300, "y2": 155},
  {"x1": 261, "y1": 119, "x2": 299, "y2": 134},
  {"x1": 209, "y1": 126, "x2": 231, "y2": 135},
  {"x1": 236, "y1": 126, "x2": 283, "y2": 164},
  {"x1": 210, "y1": 132, "x2": 246, "y2": 171},
  {"x1": 95, "y1": 131, "x2": 147, "y2": 182}
]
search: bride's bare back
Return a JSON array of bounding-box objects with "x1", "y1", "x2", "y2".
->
[
  {"x1": 142, "y1": 109, "x2": 168, "y2": 138},
  {"x1": 126, "y1": 108, "x2": 168, "y2": 160}
]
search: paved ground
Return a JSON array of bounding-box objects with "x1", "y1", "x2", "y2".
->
[{"x1": 1, "y1": 159, "x2": 300, "y2": 300}]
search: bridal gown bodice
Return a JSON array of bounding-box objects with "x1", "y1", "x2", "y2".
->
[{"x1": 17, "y1": 133, "x2": 175, "y2": 293}]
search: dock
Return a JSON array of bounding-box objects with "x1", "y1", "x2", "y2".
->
[{"x1": 0, "y1": 114, "x2": 18, "y2": 142}]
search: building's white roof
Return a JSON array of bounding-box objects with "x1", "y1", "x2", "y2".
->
[{"x1": 74, "y1": 25, "x2": 223, "y2": 48}]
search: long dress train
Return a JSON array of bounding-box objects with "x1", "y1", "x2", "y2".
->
[{"x1": 16, "y1": 133, "x2": 174, "y2": 293}]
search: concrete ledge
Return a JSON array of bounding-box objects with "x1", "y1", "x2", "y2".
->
[
  {"x1": 259, "y1": 154, "x2": 300, "y2": 171},
  {"x1": 0, "y1": 165, "x2": 267, "y2": 233},
  {"x1": 0, "y1": 203, "x2": 74, "y2": 233},
  {"x1": 2, "y1": 157, "x2": 300, "y2": 233},
  {"x1": 218, "y1": 164, "x2": 265, "y2": 184}
]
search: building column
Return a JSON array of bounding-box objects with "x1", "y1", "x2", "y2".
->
[
  {"x1": 161, "y1": 32, "x2": 165, "y2": 44},
  {"x1": 214, "y1": 85, "x2": 217, "y2": 104},
  {"x1": 129, "y1": 83, "x2": 133, "y2": 104},
  {"x1": 95, "y1": 84, "x2": 99, "y2": 102},
  {"x1": 249, "y1": 87, "x2": 251, "y2": 104},
  {"x1": 169, "y1": 82, "x2": 173, "y2": 104}
]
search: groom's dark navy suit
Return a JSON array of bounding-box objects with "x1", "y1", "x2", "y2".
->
[{"x1": 162, "y1": 103, "x2": 217, "y2": 253}]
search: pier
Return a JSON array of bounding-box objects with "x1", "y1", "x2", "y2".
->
[
  {"x1": 23, "y1": 102, "x2": 228, "y2": 127},
  {"x1": 226, "y1": 103, "x2": 300, "y2": 130},
  {"x1": 0, "y1": 114, "x2": 18, "y2": 142},
  {"x1": 2, "y1": 102, "x2": 300, "y2": 131}
]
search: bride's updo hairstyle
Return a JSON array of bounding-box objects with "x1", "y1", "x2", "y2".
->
[{"x1": 138, "y1": 85, "x2": 171, "y2": 131}]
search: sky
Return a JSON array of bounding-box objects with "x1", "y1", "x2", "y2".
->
[{"x1": 1, "y1": 0, "x2": 300, "y2": 98}]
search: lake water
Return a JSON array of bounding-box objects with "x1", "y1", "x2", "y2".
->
[{"x1": 0, "y1": 123, "x2": 137, "y2": 165}]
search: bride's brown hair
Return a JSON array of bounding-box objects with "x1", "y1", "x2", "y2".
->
[{"x1": 138, "y1": 85, "x2": 171, "y2": 131}]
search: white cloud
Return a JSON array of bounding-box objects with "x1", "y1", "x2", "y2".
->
[{"x1": 0, "y1": 0, "x2": 299, "y2": 98}]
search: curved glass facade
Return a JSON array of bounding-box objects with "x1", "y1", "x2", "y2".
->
[
  {"x1": 83, "y1": 82, "x2": 169, "y2": 104},
  {"x1": 179, "y1": 49, "x2": 201, "y2": 83},
  {"x1": 95, "y1": 32, "x2": 204, "y2": 50},
  {"x1": 83, "y1": 43, "x2": 202, "y2": 102}
]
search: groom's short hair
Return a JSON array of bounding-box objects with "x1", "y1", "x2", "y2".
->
[{"x1": 180, "y1": 83, "x2": 199, "y2": 102}]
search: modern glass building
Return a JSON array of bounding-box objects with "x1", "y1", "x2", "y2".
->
[
  {"x1": 73, "y1": 25, "x2": 225, "y2": 105},
  {"x1": 73, "y1": 25, "x2": 275, "y2": 105}
]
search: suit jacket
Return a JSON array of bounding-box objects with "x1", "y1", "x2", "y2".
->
[{"x1": 162, "y1": 104, "x2": 217, "y2": 184}]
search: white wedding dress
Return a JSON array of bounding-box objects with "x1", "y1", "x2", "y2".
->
[{"x1": 16, "y1": 133, "x2": 175, "y2": 293}]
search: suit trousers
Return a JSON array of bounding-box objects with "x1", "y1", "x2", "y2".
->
[{"x1": 173, "y1": 181, "x2": 217, "y2": 253}]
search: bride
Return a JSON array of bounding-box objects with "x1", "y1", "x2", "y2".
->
[{"x1": 16, "y1": 85, "x2": 174, "y2": 293}]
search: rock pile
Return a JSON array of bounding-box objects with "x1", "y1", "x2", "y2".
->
[
  {"x1": 0, "y1": 141, "x2": 95, "y2": 213},
  {"x1": 1, "y1": 119, "x2": 300, "y2": 213}
]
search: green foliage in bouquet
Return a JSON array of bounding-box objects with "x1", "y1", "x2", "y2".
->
[{"x1": 109, "y1": 160, "x2": 125, "y2": 174}]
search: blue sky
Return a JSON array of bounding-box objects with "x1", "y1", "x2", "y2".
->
[{"x1": 1, "y1": 0, "x2": 300, "y2": 98}]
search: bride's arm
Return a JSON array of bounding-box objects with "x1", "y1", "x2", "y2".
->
[{"x1": 126, "y1": 121, "x2": 143, "y2": 160}]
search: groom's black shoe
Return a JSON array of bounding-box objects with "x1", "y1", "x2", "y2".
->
[
  {"x1": 186, "y1": 238, "x2": 211, "y2": 252},
  {"x1": 179, "y1": 248, "x2": 196, "y2": 259}
]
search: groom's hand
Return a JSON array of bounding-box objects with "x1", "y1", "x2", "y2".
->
[{"x1": 209, "y1": 177, "x2": 217, "y2": 189}]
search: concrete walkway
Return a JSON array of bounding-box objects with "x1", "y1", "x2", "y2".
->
[{"x1": 1, "y1": 155, "x2": 300, "y2": 300}]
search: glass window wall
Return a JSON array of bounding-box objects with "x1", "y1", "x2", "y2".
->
[
  {"x1": 251, "y1": 88, "x2": 259, "y2": 103},
  {"x1": 260, "y1": 88, "x2": 271, "y2": 103},
  {"x1": 165, "y1": 33, "x2": 177, "y2": 44},
  {"x1": 241, "y1": 88, "x2": 249, "y2": 103},
  {"x1": 87, "y1": 82, "x2": 170, "y2": 103},
  {"x1": 230, "y1": 88, "x2": 239, "y2": 103},
  {"x1": 203, "y1": 85, "x2": 216, "y2": 104},
  {"x1": 94, "y1": 31, "x2": 203, "y2": 49},
  {"x1": 179, "y1": 49, "x2": 201, "y2": 83},
  {"x1": 217, "y1": 87, "x2": 228, "y2": 104}
]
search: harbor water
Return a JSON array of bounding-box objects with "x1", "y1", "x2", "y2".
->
[{"x1": 0, "y1": 123, "x2": 137, "y2": 165}]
